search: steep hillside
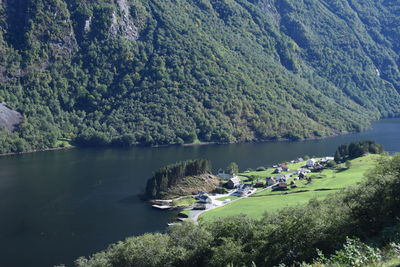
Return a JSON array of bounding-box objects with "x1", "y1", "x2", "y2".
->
[{"x1": 0, "y1": 0, "x2": 399, "y2": 153}]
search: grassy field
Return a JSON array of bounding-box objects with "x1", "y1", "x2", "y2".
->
[
  {"x1": 216, "y1": 195, "x2": 239, "y2": 201},
  {"x1": 201, "y1": 190, "x2": 334, "y2": 221},
  {"x1": 172, "y1": 196, "x2": 197, "y2": 207},
  {"x1": 200, "y1": 154, "x2": 382, "y2": 222}
]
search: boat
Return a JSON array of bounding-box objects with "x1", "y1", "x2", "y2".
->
[{"x1": 152, "y1": 205, "x2": 172, "y2": 210}]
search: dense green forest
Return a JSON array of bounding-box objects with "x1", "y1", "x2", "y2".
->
[
  {"x1": 145, "y1": 158, "x2": 211, "y2": 199},
  {"x1": 334, "y1": 140, "x2": 384, "y2": 162},
  {"x1": 71, "y1": 152, "x2": 400, "y2": 266},
  {"x1": 1, "y1": 0, "x2": 400, "y2": 153}
]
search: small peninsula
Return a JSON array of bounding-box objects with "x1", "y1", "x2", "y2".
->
[{"x1": 145, "y1": 159, "x2": 220, "y2": 200}]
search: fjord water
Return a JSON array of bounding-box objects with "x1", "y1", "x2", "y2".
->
[{"x1": 0, "y1": 119, "x2": 399, "y2": 267}]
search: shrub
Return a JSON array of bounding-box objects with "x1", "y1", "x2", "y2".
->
[
  {"x1": 326, "y1": 160, "x2": 337, "y2": 168},
  {"x1": 345, "y1": 161, "x2": 352, "y2": 169},
  {"x1": 315, "y1": 238, "x2": 382, "y2": 267}
]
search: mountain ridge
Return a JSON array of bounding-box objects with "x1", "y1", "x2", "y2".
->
[{"x1": 0, "y1": 0, "x2": 399, "y2": 153}]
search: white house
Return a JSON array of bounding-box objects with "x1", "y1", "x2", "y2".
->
[
  {"x1": 198, "y1": 195, "x2": 212, "y2": 204},
  {"x1": 195, "y1": 192, "x2": 208, "y2": 200},
  {"x1": 196, "y1": 193, "x2": 212, "y2": 204},
  {"x1": 266, "y1": 177, "x2": 276, "y2": 186},
  {"x1": 227, "y1": 177, "x2": 241, "y2": 189},
  {"x1": 275, "y1": 174, "x2": 287, "y2": 183},
  {"x1": 306, "y1": 159, "x2": 316, "y2": 168},
  {"x1": 295, "y1": 168, "x2": 311, "y2": 175},
  {"x1": 320, "y1": 157, "x2": 334, "y2": 163},
  {"x1": 237, "y1": 184, "x2": 252, "y2": 196},
  {"x1": 217, "y1": 170, "x2": 235, "y2": 180}
]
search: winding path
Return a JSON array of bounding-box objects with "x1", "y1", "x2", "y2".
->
[{"x1": 188, "y1": 188, "x2": 267, "y2": 223}]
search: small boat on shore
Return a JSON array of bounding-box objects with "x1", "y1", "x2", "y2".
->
[{"x1": 152, "y1": 205, "x2": 173, "y2": 210}]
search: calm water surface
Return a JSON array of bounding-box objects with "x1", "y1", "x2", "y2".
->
[{"x1": 1, "y1": 119, "x2": 400, "y2": 267}]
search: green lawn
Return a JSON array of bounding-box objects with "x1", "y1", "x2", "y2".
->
[
  {"x1": 200, "y1": 190, "x2": 334, "y2": 221},
  {"x1": 200, "y1": 154, "x2": 382, "y2": 222},
  {"x1": 216, "y1": 195, "x2": 239, "y2": 201},
  {"x1": 172, "y1": 196, "x2": 196, "y2": 207},
  {"x1": 253, "y1": 155, "x2": 379, "y2": 196}
]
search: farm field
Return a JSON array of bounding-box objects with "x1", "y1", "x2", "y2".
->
[{"x1": 199, "y1": 154, "x2": 382, "y2": 222}]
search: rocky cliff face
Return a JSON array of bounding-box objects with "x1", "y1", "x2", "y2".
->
[
  {"x1": 0, "y1": 103, "x2": 22, "y2": 132},
  {"x1": 1, "y1": 0, "x2": 143, "y2": 65},
  {"x1": 110, "y1": 0, "x2": 140, "y2": 41}
]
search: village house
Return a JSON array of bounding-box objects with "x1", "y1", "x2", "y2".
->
[
  {"x1": 198, "y1": 195, "x2": 212, "y2": 204},
  {"x1": 275, "y1": 174, "x2": 290, "y2": 182},
  {"x1": 272, "y1": 181, "x2": 288, "y2": 191},
  {"x1": 279, "y1": 181, "x2": 288, "y2": 189},
  {"x1": 295, "y1": 168, "x2": 311, "y2": 175},
  {"x1": 306, "y1": 159, "x2": 316, "y2": 168},
  {"x1": 273, "y1": 167, "x2": 282, "y2": 174},
  {"x1": 320, "y1": 157, "x2": 334, "y2": 163},
  {"x1": 254, "y1": 181, "x2": 264, "y2": 188},
  {"x1": 217, "y1": 169, "x2": 235, "y2": 180},
  {"x1": 312, "y1": 164, "x2": 325, "y2": 172},
  {"x1": 280, "y1": 164, "x2": 290, "y2": 172},
  {"x1": 227, "y1": 177, "x2": 241, "y2": 189},
  {"x1": 195, "y1": 192, "x2": 213, "y2": 204},
  {"x1": 195, "y1": 192, "x2": 207, "y2": 200},
  {"x1": 266, "y1": 177, "x2": 276, "y2": 186},
  {"x1": 237, "y1": 184, "x2": 252, "y2": 196}
]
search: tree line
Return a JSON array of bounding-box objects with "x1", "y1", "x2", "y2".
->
[
  {"x1": 334, "y1": 140, "x2": 384, "y2": 163},
  {"x1": 145, "y1": 159, "x2": 211, "y2": 199}
]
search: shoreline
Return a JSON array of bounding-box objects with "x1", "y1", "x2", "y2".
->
[
  {"x1": 0, "y1": 124, "x2": 376, "y2": 157},
  {"x1": 0, "y1": 132, "x2": 356, "y2": 157},
  {"x1": 0, "y1": 146, "x2": 75, "y2": 157},
  {"x1": 155, "y1": 130, "x2": 354, "y2": 148}
]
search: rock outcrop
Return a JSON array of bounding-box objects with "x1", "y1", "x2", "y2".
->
[
  {"x1": 110, "y1": 0, "x2": 139, "y2": 41},
  {"x1": 0, "y1": 103, "x2": 22, "y2": 131}
]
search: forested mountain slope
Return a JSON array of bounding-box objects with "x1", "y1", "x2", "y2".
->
[{"x1": 0, "y1": 0, "x2": 399, "y2": 153}]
